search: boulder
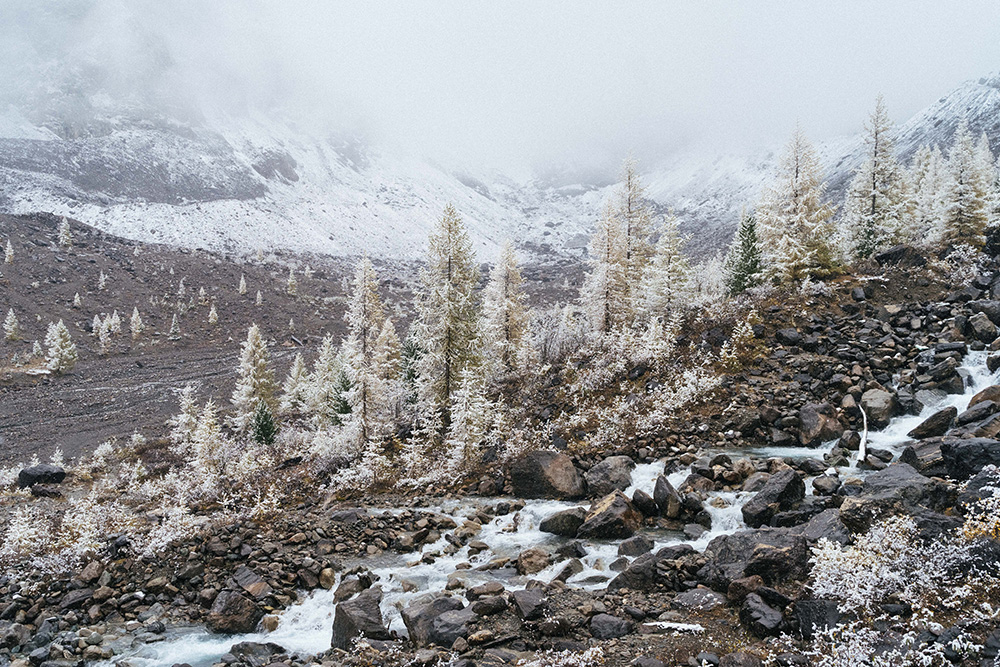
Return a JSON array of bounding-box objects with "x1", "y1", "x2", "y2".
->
[
  {"x1": 577, "y1": 491, "x2": 643, "y2": 539},
  {"x1": 653, "y1": 475, "x2": 682, "y2": 518},
  {"x1": 17, "y1": 464, "x2": 66, "y2": 488},
  {"x1": 875, "y1": 245, "x2": 926, "y2": 267},
  {"x1": 940, "y1": 438, "x2": 1000, "y2": 480},
  {"x1": 906, "y1": 407, "x2": 957, "y2": 439},
  {"x1": 607, "y1": 544, "x2": 697, "y2": 592},
  {"x1": 720, "y1": 653, "x2": 763, "y2": 667},
  {"x1": 207, "y1": 591, "x2": 264, "y2": 634},
  {"x1": 229, "y1": 642, "x2": 286, "y2": 667},
  {"x1": 233, "y1": 566, "x2": 272, "y2": 600},
  {"x1": 899, "y1": 439, "x2": 947, "y2": 476},
  {"x1": 741, "y1": 469, "x2": 805, "y2": 528},
  {"x1": 516, "y1": 548, "x2": 551, "y2": 575},
  {"x1": 618, "y1": 535, "x2": 654, "y2": 557},
  {"x1": 589, "y1": 613, "x2": 632, "y2": 640},
  {"x1": 798, "y1": 403, "x2": 843, "y2": 446},
  {"x1": 968, "y1": 312, "x2": 998, "y2": 343},
  {"x1": 402, "y1": 596, "x2": 466, "y2": 647},
  {"x1": 740, "y1": 593, "x2": 782, "y2": 638},
  {"x1": 430, "y1": 607, "x2": 474, "y2": 648},
  {"x1": 510, "y1": 452, "x2": 586, "y2": 499},
  {"x1": 969, "y1": 385, "x2": 1000, "y2": 409},
  {"x1": 511, "y1": 588, "x2": 546, "y2": 620},
  {"x1": 776, "y1": 329, "x2": 802, "y2": 346},
  {"x1": 969, "y1": 299, "x2": 1000, "y2": 325},
  {"x1": 700, "y1": 528, "x2": 809, "y2": 591},
  {"x1": 789, "y1": 599, "x2": 841, "y2": 639},
  {"x1": 332, "y1": 588, "x2": 390, "y2": 650},
  {"x1": 631, "y1": 489, "x2": 658, "y2": 517},
  {"x1": 860, "y1": 389, "x2": 899, "y2": 429},
  {"x1": 584, "y1": 456, "x2": 635, "y2": 497},
  {"x1": 955, "y1": 400, "x2": 1000, "y2": 426},
  {"x1": 672, "y1": 588, "x2": 726, "y2": 611},
  {"x1": 539, "y1": 507, "x2": 587, "y2": 537}
]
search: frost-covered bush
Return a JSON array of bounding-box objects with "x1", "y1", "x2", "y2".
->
[
  {"x1": 799, "y1": 622, "x2": 980, "y2": 667},
  {"x1": 961, "y1": 466, "x2": 1000, "y2": 541},
  {"x1": 515, "y1": 647, "x2": 605, "y2": 667}
]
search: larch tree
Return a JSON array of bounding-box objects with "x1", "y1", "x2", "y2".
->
[
  {"x1": 342, "y1": 256, "x2": 387, "y2": 446},
  {"x1": 616, "y1": 157, "x2": 655, "y2": 302},
  {"x1": 724, "y1": 211, "x2": 764, "y2": 296},
  {"x1": 4, "y1": 239, "x2": 13, "y2": 264},
  {"x1": 239, "y1": 274, "x2": 247, "y2": 295},
  {"x1": 279, "y1": 353, "x2": 310, "y2": 415},
  {"x1": 168, "y1": 314, "x2": 181, "y2": 339},
  {"x1": 481, "y1": 240, "x2": 529, "y2": 378},
  {"x1": 57, "y1": 218, "x2": 72, "y2": 247},
  {"x1": 580, "y1": 201, "x2": 628, "y2": 335},
  {"x1": 975, "y1": 133, "x2": 999, "y2": 225},
  {"x1": 641, "y1": 214, "x2": 690, "y2": 317},
  {"x1": 168, "y1": 385, "x2": 199, "y2": 447},
  {"x1": 943, "y1": 120, "x2": 991, "y2": 247},
  {"x1": 308, "y1": 334, "x2": 351, "y2": 427},
  {"x1": 130, "y1": 307, "x2": 144, "y2": 340},
  {"x1": 287, "y1": 268, "x2": 297, "y2": 296},
  {"x1": 4, "y1": 308, "x2": 21, "y2": 340},
  {"x1": 843, "y1": 96, "x2": 914, "y2": 259},
  {"x1": 758, "y1": 126, "x2": 837, "y2": 281},
  {"x1": 373, "y1": 317, "x2": 404, "y2": 422},
  {"x1": 230, "y1": 323, "x2": 277, "y2": 432},
  {"x1": 72, "y1": 293, "x2": 82, "y2": 308},
  {"x1": 208, "y1": 304, "x2": 219, "y2": 325},
  {"x1": 44, "y1": 320, "x2": 78, "y2": 374},
  {"x1": 442, "y1": 366, "x2": 490, "y2": 474},
  {"x1": 413, "y1": 204, "x2": 481, "y2": 433},
  {"x1": 909, "y1": 145, "x2": 949, "y2": 244}
]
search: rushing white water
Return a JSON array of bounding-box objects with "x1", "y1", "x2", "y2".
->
[{"x1": 115, "y1": 349, "x2": 999, "y2": 667}]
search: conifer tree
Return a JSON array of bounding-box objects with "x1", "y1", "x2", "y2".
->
[
  {"x1": 73, "y1": 293, "x2": 82, "y2": 308},
  {"x1": 198, "y1": 287, "x2": 208, "y2": 306},
  {"x1": 943, "y1": 120, "x2": 991, "y2": 247},
  {"x1": 130, "y1": 307, "x2": 144, "y2": 340},
  {"x1": 641, "y1": 213, "x2": 690, "y2": 317},
  {"x1": 168, "y1": 314, "x2": 181, "y2": 339},
  {"x1": 373, "y1": 317, "x2": 404, "y2": 421},
  {"x1": 177, "y1": 277, "x2": 186, "y2": 298},
  {"x1": 4, "y1": 308, "x2": 21, "y2": 341},
  {"x1": 44, "y1": 320, "x2": 78, "y2": 373},
  {"x1": 57, "y1": 218, "x2": 72, "y2": 247},
  {"x1": 97, "y1": 320, "x2": 111, "y2": 354},
  {"x1": 92, "y1": 315, "x2": 102, "y2": 337},
  {"x1": 279, "y1": 353, "x2": 310, "y2": 415},
  {"x1": 98, "y1": 271, "x2": 107, "y2": 290},
  {"x1": 287, "y1": 268, "x2": 297, "y2": 296},
  {"x1": 844, "y1": 97, "x2": 914, "y2": 259},
  {"x1": 109, "y1": 310, "x2": 121, "y2": 334},
  {"x1": 239, "y1": 274, "x2": 247, "y2": 295},
  {"x1": 580, "y1": 201, "x2": 628, "y2": 335},
  {"x1": 4, "y1": 239, "x2": 13, "y2": 264},
  {"x1": 758, "y1": 126, "x2": 837, "y2": 280},
  {"x1": 909, "y1": 144, "x2": 948, "y2": 243},
  {"x1": 208, "y1": 304, "x2": 219, "y2": 325},
  {"x1": 308, "y1": 334, "x2": 342, "y2": 425},
  {"x1": 724, "y1": 211, "x2": 764, "y2": 296},
  {"x1": 251, "y1": 402, "x2": 278, "y2": 447},
  {"x1": 413, "y1": 204, "x2": 481, "y2": 432},
  {"x1": 255, "y1": 290, "x2": 262, "y2": 306},
  {"x1": 168, "y1": 385, "x2": 199, "y2": 446},
  {"x1": 231, "y1": 324, "x2": 277, "y2": 432},
  {"x1": 481, "y1": 240, "x2": 529, "y2": 377},
  {"x1": 442, "y1": 366, "x2": 490, "y2": 473},
  {"x1": 342, "y1": 256, "x2": 388, "y2": 446},
  {"x1": 616, "y1": 157, "x2": 655, "y2": 294}
]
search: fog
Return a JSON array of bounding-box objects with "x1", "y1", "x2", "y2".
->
[{"x1": 3, "y1": 1, "x2": 1000, "y2": 172}]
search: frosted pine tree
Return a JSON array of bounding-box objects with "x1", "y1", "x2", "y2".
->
[
  {"x1": 580, "y1": 201, "x2": 628, "y2": 335},
  {"x1": 255, "y1": 290, "x2": 262, "y2": 306},
  {"x1": 287, "y1": 268, "x2": 297, "y2": 296},
  {"x1": 168, "y1": 314, "x2": 181, "y2": 339},
  {"x1": 975, "y1": 133, "x2": 999, "y2": 226},
  {"x1": 308, "y1": 334, "x2": 346, "y2": 426},
  {"x1": 4, "y1": 308, "x2": 21, "y2": 341},
  {"x1": 758, "y1": 126, "x2": 837, "y2": 281},
  {"x1": 109, "y1": 310, "x2": 121, "y2": 334},
  {"x1": 342, "y1": 256, "x2": 387, "y2": 446},
  {"x1": 239, "y1": 274, "x2": 247, "y2": 295},
  {"x1": 130, "y1": 307, "x2": 144, "y2": 340},
  {"x1": 198, "y1": 287, "x2": 208, "y2": 306},
  {"x1": 843, "y1": 97, "x2": 914, "y2": 259},
  {"x1": 57, "y1": 218, "x2": 72, "y2": 247},
  {"x1": 208, "y1": 304, "x2": 219, "y2": 325},
  {"x1": 168, "y1": 385, "x2": 199, "y2": 447},
  {"x1": 616, "y1": 157, "x2": 655, "y2": 302},
  {"x1": 413, "y1": 204, "x2": 481, "y2": 432},
  {"x1": 641, "y1": 214, "x2": 690, "y2": 318},
  {"x1": 909, "y1": 145, "x2": 949, "y2": 243},
  {"x1": 44, "y1": 320, "x2": 78, "y2": 373},
  {"x1": 724, "y1": 211, "x2": 763, "y2": 296},
  {"x1": 230, "y1": 324, "x2": 278, "y2": 432},
  {"x1": 943, "y1": 120, "x2": 991, "y2": 247},
  {"x1": 73, "y1": 293, "x2": 82, "y2": 308},
  {"x1": 481, "y1": 240, "x2": 529, "y2": 378},
  {"x1": 92, "y1": 314, "x2": 102, "y2": 337},
  {"x1": 177, "y1": 277, "x2": 186, "y2": 298},
  {"x1": 373, "y1": 317, "x2": 404, "y2": 421},
  {"x1": 442, "y1": 366, "x2": 490, "y2": 475},
  {"x1": 97, "y1": 319, "x2": 112, "y2": 354},
  {"x1": 4, "y1": 239, "x2": 12, "y2": 264},
  {"x1": 98, "y1": 270, "x2": 107, "y2": 290},
  {"x1": 279, "y1": 353, "x2": 310, "y2": 415}
]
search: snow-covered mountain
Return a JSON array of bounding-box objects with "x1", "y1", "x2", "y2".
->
[{"x1": 2, "y1": 74, "x2": 1000, "y2": 261}]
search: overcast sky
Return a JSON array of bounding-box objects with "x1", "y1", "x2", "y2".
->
[{"x1": 3, "y1": 1, "x2": 1000, "y2": 172}]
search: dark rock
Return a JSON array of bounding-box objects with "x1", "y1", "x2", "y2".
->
[
  {"x1": 401, "y1": 596, "x2": 465, "y2": 647},
  {"x1": 969, "y1": 385, "x2": 1000, "y2": 409},
  {"x1": 584, "y1": 456, "x2": 635, "y2": 497},
  {"x1": 798, "y1": 403, "x2": 843, "y2": 446},
  {"x1": 860, "y1": 389, "x2": 899, "y2": 429},
  {"x1": 672, "y1": 588, "x2": 726, "y2": 611},
  {"x1": 776, "y1": 329, "x2": 802, "y2": 346},
  {"x1": 790, "y1": 509, "x2": 850, "y2": 545},
  {"x1": 956, "y1": 400, "x2": 1000, "y2": 426},
  {"x1": 727, "y1": 575, "x2": 764, "y2": 603},
  {"x1": 229, "y1": 642, "x2": 286, "y2": 667},
  {"x1": 653, "y1": 475, "x2": 683, "y2": 518},
  {"x1": 700, "y1": 528, "x2": 809, "y2": 590},
  {"x1": 740, "y1": 593, "x2": 782, "y2": 637},
  {"x1": 940, "y1": 438, "x2": 1000, "y2": 480},
  {"x1": 968, "y1": 312, "x2": 998, "y2": 342},
  {"x1": 589, "y1": 613, "x2": 631, "y2": 639},
  {"x1": 511, "y1": 588, "x2": 546, "y2": 620},
  {"x1": 431, "y1": 607, "x2": 474, "y2": 648},
  {"x1": 907, "y1": 407, "x2": 957, "y2": 439},
  {"x1": 539, "y1": 507, "x2": 587, "y2": 538},
  {"x1": 741, "y1": 469, "x2": 805, "y2": 528},
  {"x1": 618, "y1": 535, "x2": 654, "y2": 557},
  {"x1": 332, "y1": 587, "x2": 390, "y2": 649},
  {"x1": 633, "y1": 658, "x2": 667, "y2": 667},
  {"x1": 510, "y1": 451, "x2": 586, "y2": 499},
  {"x1": 790, "y1": 599, "x2": 841, "y2": 639},
  {"x1": 577, "y1": 491, "x2": 643, "y2": 539},
  {"x1": 811, "y1": 475, "x2": 841, "y2": 496},
  {"x1": 719, "y1": 653, "x2": 762, "y2": 667},
  {"x1": 899, "y1": 439, "x2": 947, "y2": 476},
  {"x1": 632, "y1": 489, "x2": 658, "y2": 517},
  {"x1": 471, "y1": 596, "x2": 507, "y2": 616},
  {"x1": 875, "y1": 245, "x2": 925, "y2": 267},
  {"x1": 17, "y1": 464, "x2": 66, "y2": 488},
  {"x1": 207, "y1": 591, "x2": 264, "y2": 634},
  {"x1": 58, "y1": 588, "x2": 93, "y2": 611}
]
